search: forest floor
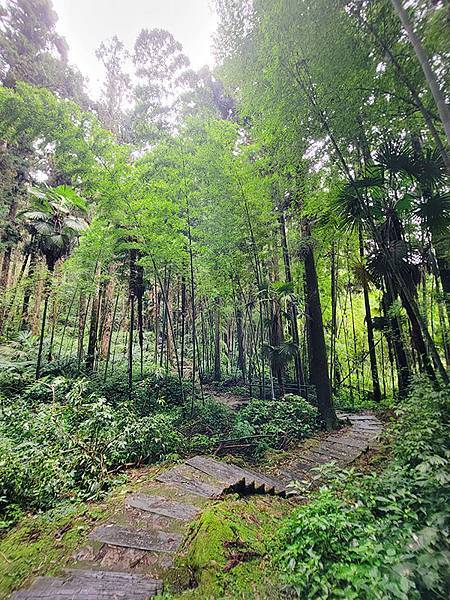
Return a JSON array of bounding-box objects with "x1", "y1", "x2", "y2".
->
[{"x1": 1, "y1": 402, "x2": 383, "y2": 600}]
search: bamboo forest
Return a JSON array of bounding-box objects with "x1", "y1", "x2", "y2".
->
[{"x1": 0, "y1": 0, "x2": 449, "y2": 598}]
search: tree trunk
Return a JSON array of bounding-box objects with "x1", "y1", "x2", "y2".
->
[
  {"x1": 236, "y1": 307, "x2": 246, "y2": 381},
  {"x1": 302, "y1": 220, "x2": 338, "y2": 429},
  {"x1": 20, "y1": 252, "x2": 37, "y2": 330},
  {"x1": 432, "y1": 235, "x2": 450, "y2": 324},
  {"x1": 270, "y1": 297, "x2": 285, "y2": 397},
  {"x1": 400, "y1": 288, "x2": 437, "y2": 382},
  {"x1": 128, "y1": 296, "x2": 134, "y2": 398},
  {"x1": 390, "y1": 0, "x2": 450, "y2": 146},
  {"x1": 382, "y1": 289, "x2": 411, "y2": 397},
  {"x1": 85, "y1": 290, "x2": 100, "y2": 372},
  {"x1": 36, "y1": 268, "x2": 52, "y2": 379},
  {"x1": 104, "y1": 292, "x2": 120, "y2": 381},
  {"x1": 214, "y1": 300, "x2": 221, "y2": 381},
  {"x1": 136, "y1": 262, "x2": 145, "y2": 376},
  {"x1": 180, "y1": 275, "x2": 186, "y2": 377},
  {"x1": 359, "y1": 229, "x2": 382, "y2": 401},
  {"x1": 279, "y1": 209, "x2": 305, "y2": 394}
]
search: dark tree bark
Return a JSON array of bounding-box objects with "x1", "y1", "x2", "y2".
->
[
  {"x1": 35, "y1": 279, "x2": 50, "y2": 379},
  {"x1": 180, "y1": 275, "x2": 187, "y2": 377},
  {"x1": 359, "y1": 229, "x2": 382, "y2": 401},
  {"x1": 85, "y1": 289, "x2": 100, "y2": 372},
  {"x1": 382, "y1": 289, "x2": 411, "y2": 397},
  {"x1": 279, "y1": 209, "x2": 306, "y2": 394},
  {"x1": 302, "y1": 220, "x2": 338, "y2": 429}
]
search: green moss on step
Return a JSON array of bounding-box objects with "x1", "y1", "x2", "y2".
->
[
  {"x1": 165, "y1": 494, "x2": 293, "y2": 599},
  {"x1": 0, "y1": 464, "x2": 162, "y2": 599},
  {"x1": 0, "y1": 501, "x2": 109, "y2": 599}
]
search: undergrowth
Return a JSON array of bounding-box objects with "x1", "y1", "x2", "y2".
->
[
  {"x1": 0, "y1": 364, "x2": 318, "y2": 529},
  {"x1": 277, "y1": 377, "x2": 449, "y2": 599}
]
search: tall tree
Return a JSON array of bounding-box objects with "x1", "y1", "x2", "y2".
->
[{"x1": 390, "y1": 0, "x2": 450, "y2": 145}]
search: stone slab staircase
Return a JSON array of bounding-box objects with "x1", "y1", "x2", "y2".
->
[{"x1": 10, "y1": 413, "x2": 382, "y2": 599}]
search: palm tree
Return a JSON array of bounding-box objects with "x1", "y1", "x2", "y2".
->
[
  {"x1": 22, "y1": 185, "x2": 87, "y2": 378},
  {"x1": 336, "y1": 138, "x2": 449, "y2": 392},
  {"x1": 409, "y1": 148, "x2": 450, "y2": 323}
]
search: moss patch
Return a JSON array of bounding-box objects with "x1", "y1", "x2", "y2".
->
[
  {"x1": 0, "y1": 465, "x2": 162, "y2": 599},
  {"x1": 165, "y1": 494, "x2": 294, "y2": 599},
  {"x1": 0, "y1": 501, "x2": 108, "y2": 599}
]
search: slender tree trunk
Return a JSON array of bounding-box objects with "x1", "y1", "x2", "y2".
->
[
  {"x1": 390, "y1": 0, "x2": 450, "y2": 145},
  {"x1": 302, "y1": 220, "x2": 338, "y2": 429},
  {"x1": 128, "y1": 297, "x2": 134, "y2": 398},
  {"x1": 382, "y1": 288, "x2": 411, "y2": 397},
  {"x1": 279, "y1": 209, "x2": 305, "y2": 394},
  {"x1": 400, "y1": 288, "x2": 437, "y2": 382},
  {"x1": 270, "y1": 297, "x2": 285, "y2": 397},
  {"x1": 432, "y1": 235, "x2": 450, "y2": 324},
  {"x1": 136, "y1": 263, "x2": 145, "y2": 377},
  {"x1": 359, "y1": 229, "x2": 382, "y2": 401},
  {"x1": 330, "y1": 242, "x2": 338, "y2": 389},
  {"x1": 236, "y1": 307, "x2": 246, "y2": 381},
  {"x1": 85, "y1": 289, "x2": 100, "y2": 372},
  {"x1": 58, "y1": 287, "x2": 78, "y2": 360},
  {"x1": 36, "y1": 268, "x2": 52, "y2": 379},
  {"x1": 100, "y1": 267, "x2": 116, "y2": 357},
  {"x1": 104, "y1": 292, "x2": 120, "y2": 381},
  {"x1": 180, "y1": 275, "x2": 186, "y2": 377},
  {"x1": 47, "y1": 295, "x2": 59, "y2": 361},
  {"x1": 1, "y1": 249, "x2": 30, "y2": 335},
  {"x1": 213, "y1": 299, "x2": 221, "y2": 381},
  {"x1": 20, "y1": 252, "x2": 37, "y2": 330}
]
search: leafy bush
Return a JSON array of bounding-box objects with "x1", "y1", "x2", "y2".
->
[
  {"x1": 86, "y1": 368, "x2": 190, "y2": 413},
  {"x1": 0, "y1": 367, "x2": 320, "y2": 528},
  {"x1": 277, "y1": 377, "x2": 450, "y2": 599},
  {"x1": 0, "y1": 378, "x2": 183, "y2": 522},
  {"x1": 233, "y1": 394, "x2": 318, "y2": 453}
]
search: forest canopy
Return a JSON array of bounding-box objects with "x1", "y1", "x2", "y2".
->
[{"x1": 0, "y1": 0, "x2": 449, "y2": 598}]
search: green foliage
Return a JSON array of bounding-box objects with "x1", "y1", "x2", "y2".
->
[
  {"x1": 277, "y1": 378, "x2": 450, "y2": 599},
  {"x1": 0, "y1": 362, "x2": 321, "y2": 528},
  {"x1": 233, "y1": 394, "x2": 318, "y2": 454},
  {"x1": 0, "y1": 376, "x2": 183, "y2": 522}
]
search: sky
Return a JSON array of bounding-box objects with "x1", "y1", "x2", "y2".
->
[{"x1": 51, "y1": 0, "x2": 217, "y2": 99}]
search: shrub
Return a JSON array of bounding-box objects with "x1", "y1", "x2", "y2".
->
[
  {"x1": 277, "y1": 377, "x2": 450, "y2": 599},
  {"x1": 86, "y1": 368, "x2": 189, "y2": 414},
  {"x1": 234, "y1": 394, "x2": 318, "y2": 450},
  {"x1": 0, "y1": 378, "x2": 184, "y2": 518}
]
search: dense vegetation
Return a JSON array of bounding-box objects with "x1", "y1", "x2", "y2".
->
[
  {"x1": 0, "y1": 0, "x2": 449, "y2": 597},
  {"x1": 278, "y1": 378, "x2": 449, "y2": 599}
]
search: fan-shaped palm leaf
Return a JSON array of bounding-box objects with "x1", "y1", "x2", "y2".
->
[
  {"x1": 414, "y1": 192, "x2": 450, "y2": 237},
  {"x1": 375, "y1": 139, "x2": 416, "y2": 177},
  {"x1": 413, "y1": 147, "x2": 447, "y2": 189}
]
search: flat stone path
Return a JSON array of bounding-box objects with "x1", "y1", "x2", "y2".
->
[
  {"x1": 277, "y1": 412, "x2": 383, "y2": 484},
  {"x1": 10, "y1": 412, "x2": 382, "y2": 599}
]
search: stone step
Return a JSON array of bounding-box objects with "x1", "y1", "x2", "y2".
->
[
  {"x1": 311, "y1": 443, "x2": 356, "y2": 460},
  {"x1": 126, "y1": 493, "x2": 200, "y2": 521},
  {"x1": 186, "y1": 455, "x2": 287, "y2": 496},
  {"x1": 89, "y1": 524, "x2": 182, "y2": 553},
  {"x1": 10, "y1": 570, "x2": 162, "y2": 599},
  {"x1": 156, "y1": 463, "x2": 225, "y2": 498}
]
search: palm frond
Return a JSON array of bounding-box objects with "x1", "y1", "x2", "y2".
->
[{"x1": 375, "y1": 139, "x2": 416, "y2": 176}]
